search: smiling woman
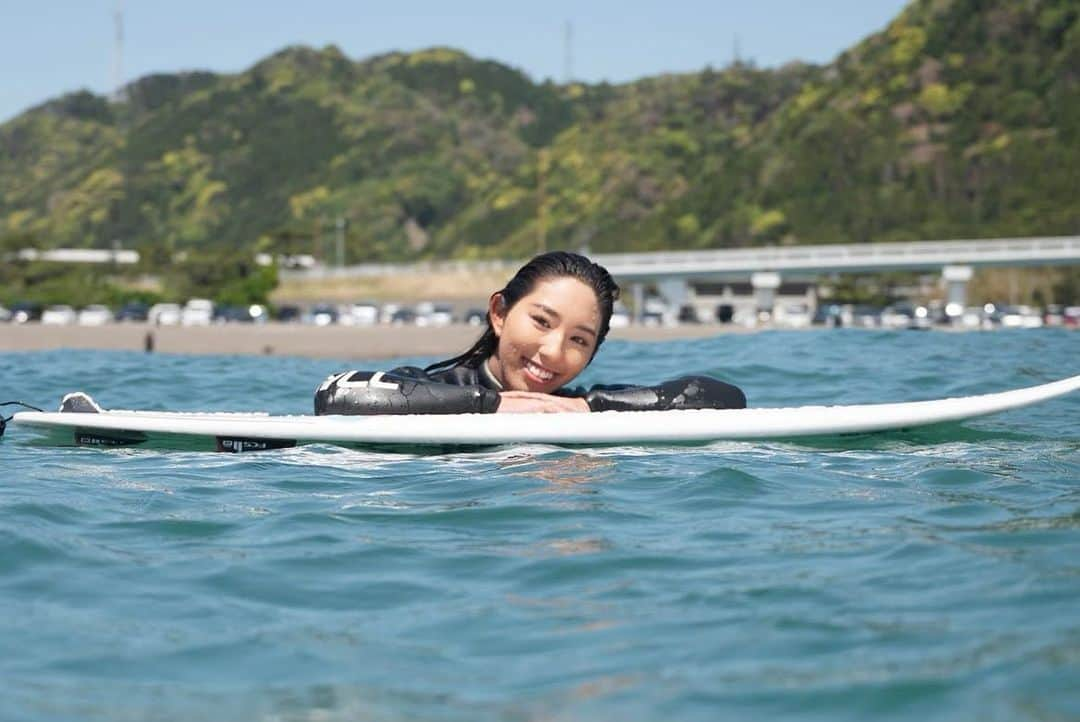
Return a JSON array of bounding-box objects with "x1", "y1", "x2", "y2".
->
[{"x1": 314, "y1": 252, "x2": 746, "y2": 414}]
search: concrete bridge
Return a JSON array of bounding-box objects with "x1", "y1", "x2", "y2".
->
[
  {"x1": 592, "y1": 236, "x2": 1080, "y2": 278},
  {"x1": 590, "y1": 235, "x2": 1080, "y2": 315},
  {"x1": 281, "y1": 235, "x2": 1080, "y2": 315}
]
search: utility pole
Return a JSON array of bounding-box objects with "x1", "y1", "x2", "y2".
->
[
  {"x1": 113, "y1": 1, "x2": 128, "y2": 255},
  {"x1": 563, "y1": 21, "x2": 574, "y2": 84},
  {"x1": 335, "y1": 216, "x2": 347, "y2": 268},
  {"x1": 112, "y1": 1, "x2": 125, "y2": 101},
  {"x1": 537, "y1": 150, "x2": 549, "y2": 254}
]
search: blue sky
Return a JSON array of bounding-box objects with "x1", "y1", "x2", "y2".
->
[{"x1": 1, "y1": 0, "x2": 909, "y2": 123}]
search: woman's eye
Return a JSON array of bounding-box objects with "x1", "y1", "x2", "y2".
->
[
  {"x1": 572, "y1": 336, "x2": 590, "y2": 348},
  {"x1": 532, "y1": 315, "x2": 551, "y2": 328}
]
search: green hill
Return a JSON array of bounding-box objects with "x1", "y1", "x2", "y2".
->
[{"x1": 1, "y1": 0, "x2": 1077, "y2": 266}]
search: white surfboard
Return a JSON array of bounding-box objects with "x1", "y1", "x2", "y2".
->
[{"x1": 8, "y1": 374, "x2": 1079, "y2": 451}]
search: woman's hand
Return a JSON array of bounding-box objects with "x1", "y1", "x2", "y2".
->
[{"x1": 496, "y1": 391, "x2": 590, "y2": 413}]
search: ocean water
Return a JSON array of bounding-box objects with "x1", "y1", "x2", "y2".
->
[{"x1": 1, "y1": 329, "x2": 1078, "y2": 722}]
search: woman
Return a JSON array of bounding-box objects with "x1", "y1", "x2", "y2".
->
[{"x1": 314, "y1": 252, "x2": 745, "y2": 414}]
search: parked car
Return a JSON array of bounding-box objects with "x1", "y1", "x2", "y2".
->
[
  {"x1": 881, "y1": 303, "x2": 930, "y2": 329},
  {"x1": 148, "y1": 303, "x2": 182, "y2": 326},
  {"x1": 998, "y1": 305, "x2": 1043, "y2": 329},
  {"x1": 77, "y1": 304, "x2": 114, "y2": 326},
  {"x1": 677, "y1": 305, "x2": 700, "y2": 324},
  {"x1": 1043, "y1": 305, "x2": 1065, "y2": 327},
  {"x1": 959, "y1": 306, "x2": 987, "y2": 329},
  {"x1": 813, "y1": 303, "x2": 845, "y2": 327},
  {"x1": 642, "y1": 298, "x2": 670, "y2": 326},
  {"x1": 342, "y1": 301, "x2": 379, "y2": 326},
  {"x1": 214, "y1": 305, "x2": 266, "y2": 324},
  {"x1": 390, "y1": 307, "x2": 418, "y2": 325},
  {"x1": 308, "y1": 304, "x2": 339, "y2": 326},
  {"x1": 0, "y1": 305, "x2": 11, "y2": 323},
  {"x1": 641, "y1": 309, "x2": 664, "y2": 326},
  {"x1": 9, "y1": 302, "x2": 42, "y2": 324},
  {"x1": 379, "y1": 303, "x2": 402, "y2": 325},
  {"x1": 116, "y1": 302, "x2": 149, "y2": 322},
  {"x1": 609, "y1": 302, "x2": 631, "y2": 328},
  {"x1": 418, "y1": 304, "x2": 454, "y2": 327},
  {"x1": 275, "y1": 304, "x2": 302, "y2": 323},
  {"x1": 248, "y1": 304, "x2": 268, "y2": 323},
  {"x1": 463, "y1": 308, "x2": 486, "y2": 326},
  {"x1": 41, "y1": 305, "x2": 77, "y2": 325},
  {"x1": 774, "y1": 302, "x2": 812, "y2": 328},
  {"x1": 850, "y1": 305, "x2": 882, "y2": 328},
  {"x1": 181, "y1": 298, "x2": 214, "y2": 326}
]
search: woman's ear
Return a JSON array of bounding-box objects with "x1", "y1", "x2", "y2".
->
[{"x1": 488, "y1": 293, "x2": 507, "y2": 337}]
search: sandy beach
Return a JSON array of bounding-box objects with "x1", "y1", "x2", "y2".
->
[{"x1": 0, "y1": 322, "x2": 746, "y2": 360}]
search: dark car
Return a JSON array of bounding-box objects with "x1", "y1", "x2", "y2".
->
[
  {"x1": 275, "y1": 304, "x2": 302, "y2": 323},
  {"x1": 116, "y1": 302, "x2": 150, "y2": 322},
  {"x1": 390, "y1": 307, "x2": 418, "y2": 325},
  {"x1": 813, "y1": 303, "x2": 843, "y2": 327},
  {"x1": 214, "y1": 305, "x2": 255, "y2": 323},
  {"x1": 463, "y1": 308, "x2": 486, "y2": 326},
  {"x1": 9, "y1": 301, "x2": 42, "y2": 324},
  {"x1": 308, "y1": 304, "x2": 339, "y2": 326},
  {"x1": 677, "y1": 304, "x2": 700, "y2": 324}
]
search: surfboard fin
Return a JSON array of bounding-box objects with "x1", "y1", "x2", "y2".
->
[{"x1": 59, "y1": 392, "x2": 103, "y2": 414}]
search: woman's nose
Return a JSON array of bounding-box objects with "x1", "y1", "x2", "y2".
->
[{"x1": 538, "y1": 331, "x2": 563, "y2": 359}]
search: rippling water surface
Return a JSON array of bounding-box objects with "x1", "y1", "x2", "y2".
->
[{"x1": 1, "y1": 329, "x2": 1078, "y2": 721}]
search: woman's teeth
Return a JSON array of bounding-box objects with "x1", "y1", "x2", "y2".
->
[{"x1": 524, "y1": 360, "x2": 554, "y2": 381}]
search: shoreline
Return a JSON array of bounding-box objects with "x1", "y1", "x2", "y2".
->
[{"x1": 0, "y1": 322, "x2": 750, "y2": 360}]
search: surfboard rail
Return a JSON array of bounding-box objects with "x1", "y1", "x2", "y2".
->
[{"x1": 8, "y1": 374, "x2": 1078, "y2": 449}]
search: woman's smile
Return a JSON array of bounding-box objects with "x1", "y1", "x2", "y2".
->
[{"x1": 522, "y1": 357, "x2": 557, "y2": 384}]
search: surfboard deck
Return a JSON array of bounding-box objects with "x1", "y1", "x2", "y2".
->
[{"x1": 8, "y1": 374, "x2": 1079, "y2": 452}]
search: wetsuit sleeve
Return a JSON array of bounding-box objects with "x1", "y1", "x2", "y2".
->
[
  {"x1": 314, "y1": 367, "x2": 501, "y2": 415},
  {"x1": 582, "y1": 376, "x2": 746, "y2": 412}
]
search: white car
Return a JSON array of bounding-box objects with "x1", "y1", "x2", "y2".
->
[
  {"x1": 341, "y1": 302, "x2": 379, "y2": 326},
  {"x1": 996, "y1": 305, "x2": 1043, "y2": 329},
  {"x1": 417, "y1": 304, "x2": 454, "y2": 327},
  {"x1": 774, "y1": 302, "x2": 813, "y2": 328},
  {"x1": 609, "y1": 301, "x2": 631, "y2": 328},
  {"x1": 181, "y1": 298, "x2": 214, "y2": 326},
  {"x1": 0, "y1": 305, "x2": 11, "y2": 323},
  {"x1": 148, "y1": 303, "x2": 182, "y2": 326},
  {"x1": 959, "y1": 307, "x2": 986, "y2": 329},
  {"x1": 41, "y1": 305, "x2": 77, "y2": 325},
  {"x1": 379, "y1": 303, "x2": 402, "y2": 325},
  {"x1": 78, "y1": 305, "x2": 114, "y2": 326}
]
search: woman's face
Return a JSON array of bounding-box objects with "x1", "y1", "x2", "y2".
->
[{"x1": 488, "y1": 276, "x2": 601, "y2": 393}]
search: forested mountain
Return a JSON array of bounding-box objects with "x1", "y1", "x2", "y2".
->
[{"x1": 1, "y1": 0, "x2": 1077, "y2": 264}]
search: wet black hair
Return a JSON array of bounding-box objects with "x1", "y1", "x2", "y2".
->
[{"x1": 425, "y1": 251, "x2": 621, "y2": 374}]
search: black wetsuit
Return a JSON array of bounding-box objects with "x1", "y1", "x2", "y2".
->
[{"x1": 314, "y1": 362, "x2": 746, "y2": 415}]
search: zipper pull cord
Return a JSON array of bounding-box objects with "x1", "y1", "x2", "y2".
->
[{"x1": 0, "y1": 401, "x2": 45, "y2": 438}]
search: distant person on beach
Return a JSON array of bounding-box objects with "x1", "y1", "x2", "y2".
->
[{"x1": 315, "y1": 251, "x2": 746, "y2": 414}]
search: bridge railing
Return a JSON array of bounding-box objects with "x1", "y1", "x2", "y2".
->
[
  {"x1": 281, "y1": 236, "x2": 1080, "y2": 281},
  {"x1": 595, "y1": 236, "x2": 1080, "y2": 276}
]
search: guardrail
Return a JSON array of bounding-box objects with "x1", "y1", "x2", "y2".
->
[
  {"x1": 11, "y1": 248, "x2": 140, "y2": 264},
  {"x1": 594, "y1": 236, "x2": 1080, "y2": 277},
  {"x1": 281, "y1": 258, "x2": 518, "y2": 281},
  {"x1": 280, "y1": 236, "x2": 1080, "y2": 282}
]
